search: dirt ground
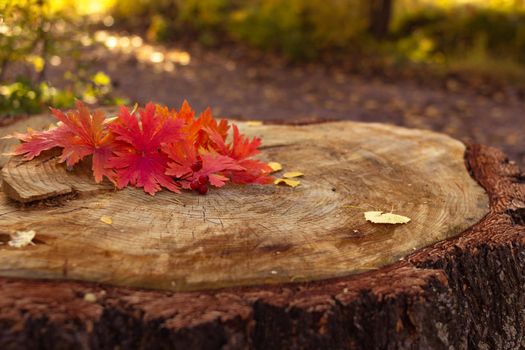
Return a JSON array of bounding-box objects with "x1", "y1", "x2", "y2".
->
[{"x1": 53, "y1": 39, "x2": 525, "y2": 166}]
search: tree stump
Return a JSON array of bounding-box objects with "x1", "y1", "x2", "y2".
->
[{"x1": 0, "y1": 112, "x2": 524, "y2": 349}]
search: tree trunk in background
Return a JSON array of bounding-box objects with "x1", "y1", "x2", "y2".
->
[{"x1": 368, "y1": 0, "x2": 393, "y2": 39}]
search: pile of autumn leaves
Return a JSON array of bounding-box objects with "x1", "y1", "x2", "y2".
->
[{"x1": 13, "y1": 101, "x2": 273, "y2": 195}]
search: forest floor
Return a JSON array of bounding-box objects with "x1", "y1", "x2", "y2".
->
[{"x1": 50, "y1": 36, "x2": 525, "y2": 166}]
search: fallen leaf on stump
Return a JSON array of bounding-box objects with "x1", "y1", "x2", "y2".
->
[
  {"x1": 8, "y1": 230, "x2": 36, "y2": 248},
  {"x1": 268, "y1": 162, "x2": 283, "y2": 172},
  {"x1": 275, "y1": 179, "x2": 301, "y2": 188},
  {"x1": 283, "y1": 171, "x2": 304, "y2": 178},
  {"x1": 11, "y1": 100, "x2": 274, "y2": 195},
  {"x1": 364, "y1": 211, "x2": 411, "y2": 224},
  {"x1": 100, "y1": 216, "x2": 113, "y2": 225}
]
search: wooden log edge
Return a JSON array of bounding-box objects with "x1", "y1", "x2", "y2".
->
[{"x1": 0, "y1": 143, "x2": 524, "y2": 349}]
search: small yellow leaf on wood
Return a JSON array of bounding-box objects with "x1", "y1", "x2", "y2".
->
[
  {"x1": 268, "y1": 162, "x2": 282, "y2": 172},
  {"x1": 100, "y1": 215, "x2": 113, "y2": 225},
  {"x1": 283, "y1": 171, "x2": 304, "y2": 178},
  {"x1": 274, "y1": 179, "x2": 301, "y2": 188},
  {"x1": 364, "y1": 211, "x2": 411, "y2": 224},
  {"x1": 8, "y1": 230, "x2": 36, "y2": 248},
  {"x1": 246, "y1": 120, "x2": 263, "y2": 126}
]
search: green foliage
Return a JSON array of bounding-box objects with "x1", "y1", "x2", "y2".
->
[
  {"x1": 0, "y1": 0, "x2": 124, "y2": 116},
  {"x1": 64, "y1": 70, "x2": 126, "y2": 106},
  {"x1": 394, "y1": 7, "x2": 525, "y2": 64},
  {"x1": 109, "y1": 0, "x2": 525, "y2": 68},
  {"x1": 146, "y1": 14, "x2": 171, "y2": 42},
  {"x1": 0, "y1": 1, "x2": 46, "y2": 77},
  {"x1": 0, "y1": 72, "x2": 125, "y2": 116},
  {"x1": 2, "y1": 0, "x2": 515, "y2": 94},
  {"x1": 114, "y1": 0, "x2": 231, "y2": 46},
  {"x1": 0, "y1": 79, "x2": 73, "y2": 115},
  {"x1": 229, "y1": 0, "x2": 319, "y2": 59},
  {"x1": 112, "y1": 0, "x2": 369, "y2": 59},
  {"x1": 176, "y1": 0, "x2": 230, "y2": 46},
  {"x1": 6, "y1": 0, "x2": 525, "y2": 97}
]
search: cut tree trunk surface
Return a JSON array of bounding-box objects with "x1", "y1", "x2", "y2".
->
[
  {"x1": 0, "y1": 115, "x2": 488, "y2": 292},
  {"x1": 0, "y1": 112, "x2": 524, "y2": 349}
]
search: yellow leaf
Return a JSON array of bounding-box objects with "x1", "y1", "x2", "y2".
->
[
  {"x1": 283, "y1": 171, "x2": 304, "y2": 178},
  {"x1": 92, "y1": 71, "x2": 111, "y2": 86},
  {"x1": 246, "y1": 120, "x2": 263, "y2": 126},
  {"x1": 100, "y1": 215, "x2": 113, "y2": 225},
  {"x1": 274, "y1": 179, "x2": 301, "y2": 188},
  {"x1": 268, "y1": 162, "x2": 282, "y2": 172},
  {"x1": 27, "y1": 55, "x2": 44, "y2": 72},
  {"x1": 364, "y1": 211, "x2": 411, "y2": 224},
  {"x1": 8, "y1": 230, "x2": 36, "y2": 248}
]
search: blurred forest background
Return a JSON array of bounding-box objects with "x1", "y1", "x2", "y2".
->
[{"x1": 0, "y1": 0, "x2": 524, "y2": 164}]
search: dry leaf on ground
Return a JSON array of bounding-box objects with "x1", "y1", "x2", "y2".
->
[
  {"x1": 268, "y1": 162, "x2": 282, "y2": 172},
  {"x1": 8, "y1": 230, "x2": 36, "y2": 248},
  {"x1": 100, "y1": 215, "x2": 113, "y2": 225},
  {"x1": 364, "y1": 211, "x2": 411, "y2": 224},
  {"x1": 283, "y1": 171, "x2": 304, "y2": 178},
  {"x1": 274, "y1": 179, "x2": 301, "y2": 188}
]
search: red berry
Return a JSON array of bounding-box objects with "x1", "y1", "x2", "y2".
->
[
  {"x1": 198, "y1": 174, "x2": 209, "y2": 185},
  {"x1": 198, "y1": 184, "x2": 208, "y2": 195},
  {"x1": 190, "y1": 180, "x2": 200, "y2": 190},
  {"x1": 191, "y1": 160, "x2": 203, "y2": 172}
]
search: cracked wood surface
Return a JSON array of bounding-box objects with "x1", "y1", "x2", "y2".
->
[
  {"x1": 0, "y1": 145, "x2": 523, "y2": 349},
  {"x1": 0, "y1": 112, "x2": 488, "y2": 292}
]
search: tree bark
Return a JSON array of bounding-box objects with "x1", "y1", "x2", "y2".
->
[
  {"x1": 368, "y1": 0, "x2": 393, "y2": 39},
  {"x1": 0, "y1": 113, "x2": 524, "y2": 349}
]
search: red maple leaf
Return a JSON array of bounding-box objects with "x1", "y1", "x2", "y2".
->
[
  {"x1": 205, "y1": 124, "x2": 273, "y2": 184},
  {"x1": 175, "y1": 100, "x2": 195, "y2": 124},
  {"x1": 196, "y1": 107, "x2": 230, "y2": 149},
  {"x1": 11, "y1": 126, "x2": 68, "y2": 160},
  {"x1": 229, "y1": 159, "x2": 274, "y2": 184},
  {"x1": 164, "y1": 140, "x2": 244, "y2": 190},
  {"x1": 13, "y1": 101, "x2": 116, "y2": 183},
  {"x1": 50, "y1": 101, "x2": 116, "y2": 183},
  {"x1": 205, "y1": 124, "x2": 260, "y2": 159},
  {"x1": 12, "y1": 100, "x2": 273, "y2": 195},
  {"x1": 163, "y1": 100, "x2": 203, "y2": 144},
  {"x1": 108, "y1": 103, "x2": 184, "y2": 195}
]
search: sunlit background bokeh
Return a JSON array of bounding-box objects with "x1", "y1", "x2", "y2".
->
[
  {"x1": 2, "y1": 0, "x2": 525, "y2": 112},
  {"x1": 1, "y1": 0, "x2": 524, "y2": 162}
]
